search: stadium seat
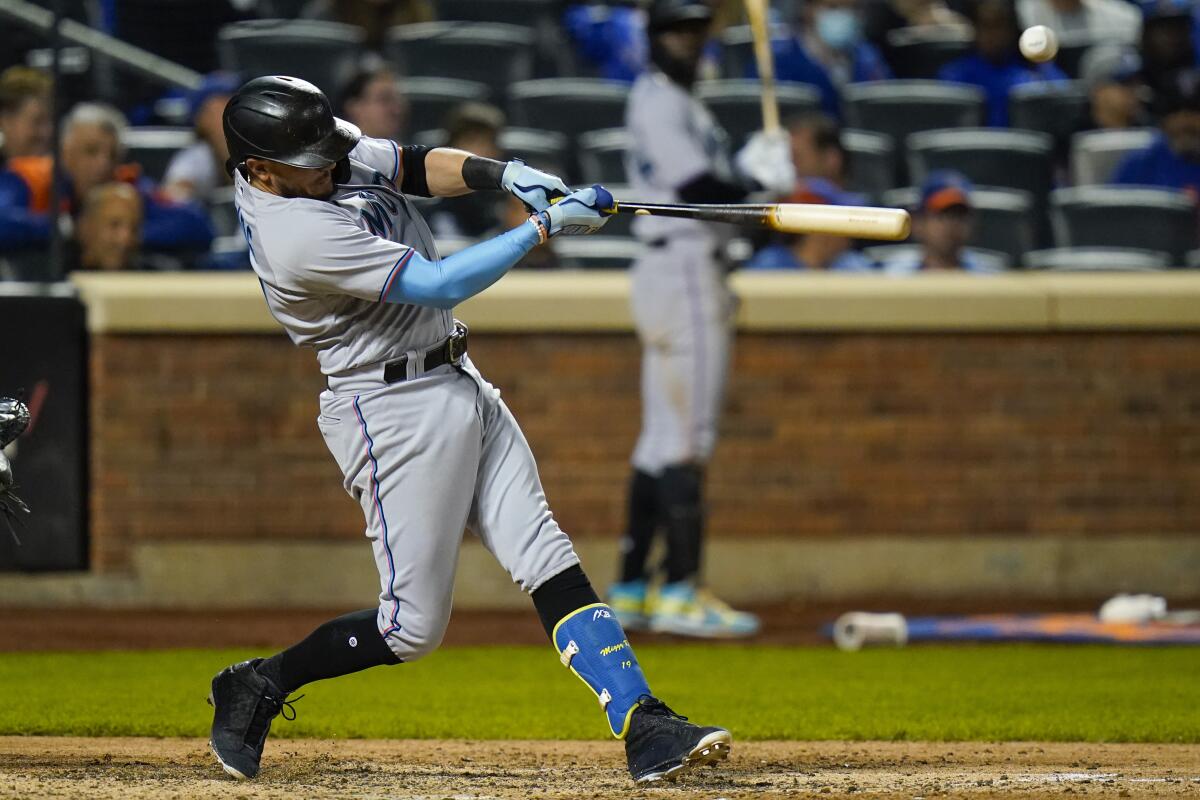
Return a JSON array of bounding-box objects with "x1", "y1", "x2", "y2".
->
[
  {"x1": 842, "y1": 129, "x2": 896, "y2": 201},
  {"x1": 718, "y1": 24, "x2": 789, "y2": 79},
  {"x1": 206, "y1": 186, "x2": 239, "y2": 239},
  {"x1": 402, "y1": 78, "x2": 491, "y2": 136},
  {"x1": 1052, "y1": 34, "x2": 1098, "y2": 79},
  {"x1": 386, "y1": 23, "x2": 535, "y2": 102},
  {"x1": 862, "y1": 243, "x2": 1011, "y2": 271},
  {"x1": 1189, "y1": 250, "x2": 1200, "y2": 270},
  {"x1": 1008, "y1": 81, "x2": 1089, "y2": 149},
  {"x1": 884, "y1": 25, "x2": 974, "y2": 79},
  {"x1": 696, "y1": 80, "x2": 821, "y2": 147},
  {"x1": 508, "y1": 79, "x2": 627, "y2": 132},
  {"x1": 433, "y1": 0, "x2": 558, "y2": 26},
  {"x1": 579, "y1": 128, "x2": 631, "y2": 185},
  {"x1": 218, "y1": 21, "x2": 364, "y2": 99},
  {"x1": 122, "y1": 127, "x2": 195, "y2": 183},
  {"x1": 1050, "y1": 186, "x2": 1197, "y2": 264},
  {"x1": 883, "y1": 185, "x2": 1035, "y2": 266},
  {"x1": 843, "y1": 81, "x2": 985, "y2": 182},
  {"x1": 1022, "y1": 247, "x2": 1171, "y2": 271},
  {"x1": 554, "y1": 236, "x2": 644, "y2": 270},
  {"x1": 907, "y1": 129, "x2": 1054, "y2": 204},
  {"x1": 501, "y1": 128, "x2": 571, "y2": 178},
  {"x1": 1069, "y1": 128, "x2": 1158, "y2": 185}
]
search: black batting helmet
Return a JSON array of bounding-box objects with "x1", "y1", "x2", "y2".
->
[
  {"x1": 222, "y1": 75, "x2": 360, "y2": 175},
  {"x1": 647, "y1": 0, "x2": 714, "y2": 32}
]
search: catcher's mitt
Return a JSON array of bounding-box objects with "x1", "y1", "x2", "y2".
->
[{"x1": 0, "y1": 398, "x2": 31, "y2": 544}]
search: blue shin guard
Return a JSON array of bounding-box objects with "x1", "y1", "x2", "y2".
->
[{"x1": 553, "y1": 603, "x2": 651, "y2": 739}]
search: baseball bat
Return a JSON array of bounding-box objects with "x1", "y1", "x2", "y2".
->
[
  {"x1": 610, "y1": 201, "x2": 911, "y2": 241},
  {"x1": 744, "y1": 0, "x2": 781, "y2": 133}
]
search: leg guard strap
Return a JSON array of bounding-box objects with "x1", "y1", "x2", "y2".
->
[{"x1": 553, "y1": 603, "x2": 651, "y2": 739}]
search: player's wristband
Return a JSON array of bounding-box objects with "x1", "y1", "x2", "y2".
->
[
  {"x1": 462, "y1": 156, "x2": 507, "y2": 191},
  {"x1": 528, "y1": 213, "x2": 549, "y2": 244}
]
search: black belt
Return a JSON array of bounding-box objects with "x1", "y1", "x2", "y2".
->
[{"x1": 382, "y1": 323, "x2": 469, "y2": 384}]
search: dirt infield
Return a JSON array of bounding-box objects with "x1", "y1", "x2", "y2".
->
[{"x1": 1, "y1": 738, "x2": 1197, "y2": 799}]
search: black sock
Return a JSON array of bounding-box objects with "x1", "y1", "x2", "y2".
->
[
  {"x1": 660, "y1": 464, "x2": 704, "y2": 584},
  {"x1": 256, "y1": 608, "x2": 400, "y2": 694},
  {"x1": 619, "y1": 469, "x2": 660, "y2": 583},
  {"x1": 532, "y1": 564, "x2": 601, "y2": 639}
]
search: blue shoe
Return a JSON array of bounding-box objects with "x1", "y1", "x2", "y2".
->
[
  {"x1": 607, "y1": 579, "x2": 650, "y2": 631},
  {"x1": 649, "y1": 582, "x2": 760, "y2": 639}
]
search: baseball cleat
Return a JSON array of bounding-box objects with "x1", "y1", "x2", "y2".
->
[
  {"x1": 208, "y1": 658, "x2": 300, "y2": 780},
  {"x1": 625, "y1": 696, "x2": 732, "y2": 783},
  {"x1": 607, "y1": 579, "x2": 650, "y2": 631},
  {"x1": 649, "y1": 581, "x2": 760, "y2": 639}
]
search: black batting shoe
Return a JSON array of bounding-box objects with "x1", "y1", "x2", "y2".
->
[
  {"x1": 625, "y1": 696, "x2": 731, "y2": 783},
  {"x1": 207, "y1": 658, "x2": 300, "y2": 780}
]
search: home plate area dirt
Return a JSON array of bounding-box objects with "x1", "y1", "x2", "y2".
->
[{"x1": 2, "y1": 738, "x2": 1198, "y2": 799}]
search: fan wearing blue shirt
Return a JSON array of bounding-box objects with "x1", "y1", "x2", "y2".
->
[
  {"x1": 883, "y1": 171, "x2": 999, "y2": 274},
  {"x1": 1112, "y1": 67, "x2": 1200, "y2": 195},
  {"x1": 745, "y1": 178, "x2": 877, "y2": 271},
  {"x1": 756, "y1": 0, "x2": 893, "y2": 117},
  {"x1": 938, "y1": 0, "x2": 1067, "y2": 126}
]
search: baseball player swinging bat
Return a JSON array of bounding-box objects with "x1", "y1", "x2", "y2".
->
[{"x1": 606, "y1": 200, "x2": 912, "y2": 241}]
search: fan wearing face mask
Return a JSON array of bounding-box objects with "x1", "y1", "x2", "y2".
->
[{"x1": 750, "y1": 0, "x2": 893, "y2": 117}]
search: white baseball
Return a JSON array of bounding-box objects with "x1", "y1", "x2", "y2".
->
[{"x1": 1019, "y1": 25, "x2": 1059, "y2": 63}]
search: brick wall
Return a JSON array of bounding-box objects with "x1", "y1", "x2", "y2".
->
[{"x1": 89, "y1": 332, "x2": 1200, "y2": 571}]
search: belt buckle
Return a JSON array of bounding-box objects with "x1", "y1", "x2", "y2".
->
[{"x1": 447, "y1": 322, "x2": 468, "y2": 365}]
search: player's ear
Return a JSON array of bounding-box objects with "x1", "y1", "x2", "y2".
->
[{"x1": 245, "y1": 158, "x2": 271, "y2": 184}]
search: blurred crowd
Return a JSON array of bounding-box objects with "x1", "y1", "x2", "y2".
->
[{"x1": 1, "y1": 0, "x2": 1199, "y2": 279}]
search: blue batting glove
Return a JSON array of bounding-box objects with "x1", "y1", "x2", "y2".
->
[
  {"x1": 538, "y1": 185, "x2": 614, "y2": 237},
  {"x1": 501, "y1": 161, "x2": 570, "y2": 212}
]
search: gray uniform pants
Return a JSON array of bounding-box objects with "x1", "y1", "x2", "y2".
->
[
  {"x1": 630, "y1": 237, "x2": 734, "y2": 474},
  {"x1": 317, "y1": 357, "x2": 580, "y2": 661}
]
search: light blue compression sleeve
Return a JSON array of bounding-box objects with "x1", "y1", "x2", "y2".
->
[{"x1": 382, "y1": 221, "x2": 541, "y2": 309}]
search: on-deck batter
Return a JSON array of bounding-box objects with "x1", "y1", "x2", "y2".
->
[
  {"x1": 206, "y1": 75, "x2": 731, "y2": 785},
  {"x1": 607, "y1": 0, "x2": 795, "y2": 639}
]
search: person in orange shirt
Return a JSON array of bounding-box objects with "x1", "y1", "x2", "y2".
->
[{"x1": 0, "y1": 102, "x2": 212, "y2": 255}]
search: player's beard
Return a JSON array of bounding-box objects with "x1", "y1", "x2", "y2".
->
[{"x1": 651, "y1": 40, "x2": 700, "y2": 89}]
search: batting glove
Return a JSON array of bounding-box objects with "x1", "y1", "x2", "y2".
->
[
  {"x1": 502, "y1": 161, "x2": 570, "y2": 212},
  {"x1": 735, "y1": 130, "x2": 797, "y2": 197},
  {"x1": 536, "y1": 185, "x2": 614, "y2": 237}
]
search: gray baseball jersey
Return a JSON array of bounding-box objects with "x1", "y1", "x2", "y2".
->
[
  {"x1": 235, "y1": 137, "x2": 579, "y2": 659},
  {"x1": 235, "y1": 137, "x2": 452, "y2": 377},
  {"x1": 624, "y1": 72, "x2": 735, "y2": 473}
]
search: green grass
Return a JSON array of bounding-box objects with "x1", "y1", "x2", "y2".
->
[{"x1": 1, "y1": 645, "x2": 1197, "y2": 742}]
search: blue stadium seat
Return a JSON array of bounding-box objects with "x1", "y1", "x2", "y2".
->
[
  {"x1": 1069, "y1": 128, "x2": 1157, "y2": 185},
  {"x1": 402, "y1": 77, "x2": 492, "y2": 135},
  {"x1": 696, "y1": 80, "x2": 821, "y2": 147}
]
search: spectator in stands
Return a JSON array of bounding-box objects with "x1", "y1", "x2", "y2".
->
[
  {"x1": 938, "y1": 0, "x2": 1068, "y2": 126},
  {"x1": 65, "y1": 183, "x2": 143, "y2": 272},
  {"x1": 883, "y1": 170, "x2": 997, "y2": 274},
  {"x1": 1017, "y1": 0, "x2": 1142, "y2": 48},
  {"x1": 563, "y1": 1, "x2": 649, "y2": 83},
  {"x1": 788, "y1": 112, "x2": 848, "y2": 186},
  {"x1": 0, "y1": 67, "x2": 52, "y2": 163},
  {"x1": 1080, "y1": 46, "x2": 1147, "y2": 128},
  {"x1": 1139, "y1": 0, "x2": 1198, "y2": 92},
  {"x1": 0, "y1": 102, "x2": 213, "y2": 253},
  {"x1": 425, "y1": 103, "x2": 507, "y2": 239},
  {"x1": 303, "y1": 0, "x2": 434, "y2": 49},
  {"x1": 765, "y1": 0, "x2": 893, "y2": 116},
  {"x1": 338, "y1": 66, "x2": 407, "y2": 142},
  {"x1": 163, "y1": 72, "x2": 241, "y2": 203},
  {"x1": 745, "y1": 178, "x2": 876, "y2": 270},
  {"x1": 1111, "y1": 67, "x2": 1200, "y2": 195}
]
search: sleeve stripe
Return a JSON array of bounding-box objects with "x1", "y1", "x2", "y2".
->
[
  {"x1": 391, "y1": 140, "x2": 401, "y2": 183},
  {"x1": 379, "y1": 248, "x2": 415, "y2": 302}
]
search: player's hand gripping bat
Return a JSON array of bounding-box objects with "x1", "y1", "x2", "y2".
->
[{"x1": 604, "y1": 200, "x2": 911, "y2": 241}]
